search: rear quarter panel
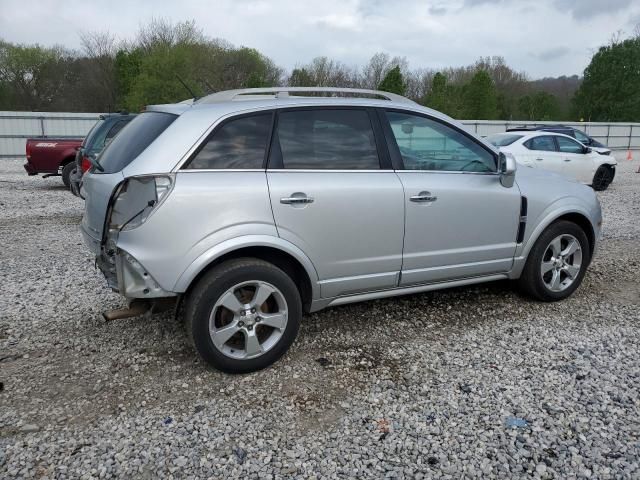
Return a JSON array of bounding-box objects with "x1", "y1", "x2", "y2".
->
[{"x1": 115, "y1": 171, "x2": 281, "y2": 293}]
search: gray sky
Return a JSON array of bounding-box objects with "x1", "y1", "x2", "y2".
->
[{"x1": 0, "y1": 0, "x2": 638, "y2": 79}]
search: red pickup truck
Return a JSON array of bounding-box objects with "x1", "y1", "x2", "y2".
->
[{"x1": 24, "y1": 138, "x2": 83, "y2": 187}]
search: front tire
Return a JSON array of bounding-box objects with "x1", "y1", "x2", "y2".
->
[
  {"x1": 61, "y1": 162, "x2": 75, "y2": 189},
  {"x1": 518, "y1": 220, "x2": 590, "y2": 301},
  {"x1": 185, "y1": 258, "x2": 302, "y2": 374},
  {"x1": 592, "y1": 165, "x2": 613, "y2": 191}
]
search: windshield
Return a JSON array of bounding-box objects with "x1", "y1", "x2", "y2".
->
[
  {"x1": 486, "y1": 133, "x2": 523, "y2": 147},
  {"x1": 97, "y1": 112, "x2": 177, "y2": 174}
]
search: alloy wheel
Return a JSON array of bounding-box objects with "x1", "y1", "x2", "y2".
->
[
  {"x1": 208, "y1": 281, "x2": 288, "y2": 360},
  {"x1": 540, "y1": 234, "x2": 583, "y2": 292}
]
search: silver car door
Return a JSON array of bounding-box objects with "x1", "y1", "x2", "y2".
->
[
  {"x1": 382, "y1": 110, "x2": 521, "y2": 286},
  {"x1": 267, "y1": 108, "x2": 405, "y2": 298}
]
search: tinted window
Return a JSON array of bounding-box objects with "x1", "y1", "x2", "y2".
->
[
  {"x1": 276, "y1": 109, "x2": 379, "y2": 169},
  {"x1": 98, "y1": 112, "x2": 177, "y2": 174},
  {"x1": 486, "y1": 133, "x2": 523, "y2": 147},
  {"x1": 187, "y1": 114, "x2": 271, "y2": 169},
  {"x1": 556, "y1": 136, "x2": 584, "y2": 154},
  {"x1": 82, "y1": 119, "x2": 105, "y2": 148},
  {"x1": 526, "y1": 136, "x2": 557, "y2": 152},
  {"x1": 573, "y1": 129, "x2": 590, "y2": 143},
  {"x1": 386, "y1": 111, "x2": 496, "y2": 172},
  {"x1": 105, "y1": 120, "x2": 128, "y2": 142}
]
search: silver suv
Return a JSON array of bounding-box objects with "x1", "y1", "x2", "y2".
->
[{"x1": 81, "y1": 87, "x2": 602, "y2": 373}]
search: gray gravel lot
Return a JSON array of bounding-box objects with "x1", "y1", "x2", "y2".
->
[{"x1": 1, "y1": 154, "x2": 639, "y2": 479}]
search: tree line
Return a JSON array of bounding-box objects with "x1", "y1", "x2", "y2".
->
[{"x1": 0, "y1": 19, "x2": 637, "y2": 121}]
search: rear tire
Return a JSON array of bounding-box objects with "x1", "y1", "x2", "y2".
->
[
  {"x1": 592, "y1": 165, "x2": 612, "y2": 191},
  {"x1": 185, "y1": 258, "x2": 302, "y2": 374},
  {"x1": 61, "y1": 162, "x2": 75, "y2": 189},
  {"x1": 518, "y1": 220, "x2": 590, "y2": 301}
]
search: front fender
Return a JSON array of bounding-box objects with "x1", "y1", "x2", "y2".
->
[
  {"x1": 172, "y1": 235, "x2": 321, "y2": 298},
  {"x1": 510, "y1": 197, "x2": 599, "y2": 278}
]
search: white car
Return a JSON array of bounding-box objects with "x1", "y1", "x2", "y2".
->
[{"x1": 486, "y1": 131, "x2": 617, "y2": 191}]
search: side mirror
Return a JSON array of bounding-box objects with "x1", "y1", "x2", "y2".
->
[
  {"x1": 499, "y1": 152, "x2": 516, "y2": 188},
  {"x1": 583, "y1": 146, "x2": 592, "y2": 154}
]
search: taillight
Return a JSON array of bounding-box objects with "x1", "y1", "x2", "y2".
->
[{"x1": 81, "y1": 156, "x2": 92, "y2": 172}]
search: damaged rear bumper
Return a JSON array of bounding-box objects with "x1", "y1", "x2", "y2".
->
[{"x1": 81, "y1": 224, "x2": 175, "y2": 299}]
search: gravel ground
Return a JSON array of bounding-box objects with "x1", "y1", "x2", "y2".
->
[{"x1": 1, "y1": 154, "x2": 639, "y2": 479}]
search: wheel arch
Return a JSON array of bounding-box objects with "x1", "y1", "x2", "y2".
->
[
  {"x1": 511, "y1": 205, "x2": 597, "y2": 278},
  {"x1": 174, "y1": 236, "x2": 319, "y2": 312},
  {"x1": 60, "y1": 154, "x2": 76, "y2": 166}
]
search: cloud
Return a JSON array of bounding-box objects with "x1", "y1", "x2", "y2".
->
[
  {"x1": 532, "y1": 46, "x2": 570, "y2": 61},
  {"x1": 553, "y1": 0, "x2": 632, "y2": 20},
  {"x1": 0, "y1": 0, "x2": 637, "y2": 79},
  {"x1": 429, "y1": 5, "x2": 448, "y2": 15}
]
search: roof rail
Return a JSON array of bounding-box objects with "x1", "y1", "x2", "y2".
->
[{"x1": 195, "y1": 87, "x2": 415, "y2": 105}]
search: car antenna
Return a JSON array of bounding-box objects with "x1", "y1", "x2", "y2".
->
[{"x1": 176, "y1": 75, "x2": 198, "y2": 101}]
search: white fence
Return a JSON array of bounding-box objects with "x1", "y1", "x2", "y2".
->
[
  {"x1": 0, "y1": 111, "x2": 100, "y2": 158},
  {"x1": 1, "y1": 111, "x2": 639, "y2": 158}
]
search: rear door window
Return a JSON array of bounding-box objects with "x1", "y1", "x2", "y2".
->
[
  {"x1": 526, "y1": 136, "x2": 557, "y2": 152},
  {"x1": 274, "y1": 109, "x2": 380, "y2": 169},
  {"x1": 98, "y1": 112, "x2": 177, "y2": 174},
  {"x1": 186, "y1": 113, "x2": 272, "y2": 169}
]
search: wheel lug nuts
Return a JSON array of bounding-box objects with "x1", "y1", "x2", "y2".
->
[
  {"x1": 240, "y1": 310, "x2": 245, "y2": 316},
  {"x1": 248, "y1": 325, "x2": 253, "y2": 331},
  {"x1": 251, "y1": 308, "x2": 256, "y2": 314},
  {"x1": 238, "y1": 321, "x2": 244, "y2": 327}
]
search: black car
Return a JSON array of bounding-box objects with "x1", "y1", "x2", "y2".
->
[
  {"x1": 70, "y1": 112, "x2": 136, "y2": 196},
  {"x1": 506, "y1": 125, "x2": 611, "y2": 155}
]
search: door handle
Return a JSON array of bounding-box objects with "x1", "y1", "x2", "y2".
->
[
  {"x1": 280, "y1": 195, "x2": 314, "y2": 205},
  {"x1": 564, "y1": 158, "x2": 571, "y2": 162},
  {"x1": 536, "y1": 158, "x2": 544, "y2": 161},
  {"x1": 410, "y1": 191, "x2": 437, "y2": 203}
]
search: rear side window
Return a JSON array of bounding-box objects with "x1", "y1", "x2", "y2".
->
[
  {"x1": 525, "y1": 136, "x2": 557, "y2": 152},
  {"x1": 98, "y1": 112, "x2": 176, "y2": 174},
  {"x1": 186, "y1": 113, "x2": 271, "y2": 169},
  {"x1": 275, "y1": 109, "x2": 380, "y2": 169},
  {"x1": 82, "y1": 119, "x2": 104, "y2": 148},
  {"x1": 105, "y1": 120, "x2": 129, "y2": 142}
]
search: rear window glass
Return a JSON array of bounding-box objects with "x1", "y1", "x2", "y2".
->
[
  {"x1": 486, "y1": 133, "x2": 523, "y2": 147},
  {"x1": 97, "y1": 112, "x2": 177, "y2": 174}
]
